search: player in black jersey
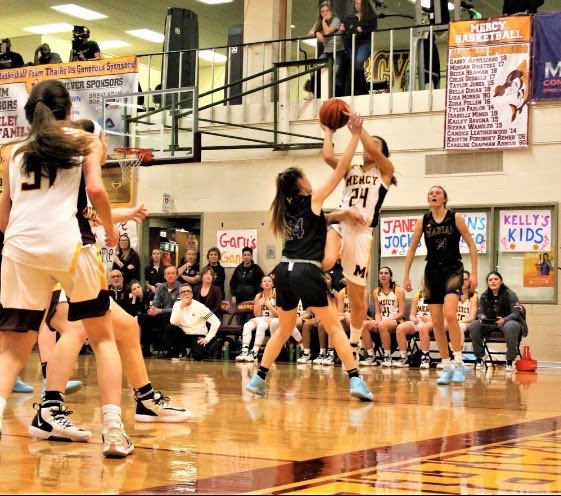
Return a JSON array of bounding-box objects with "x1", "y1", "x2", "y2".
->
[
  {"x1": 403, "y1": 185, "x2": 478, "y2": 385},
  {"x1": 245, "y1": 113, "x2": 373, "y2": 401}
]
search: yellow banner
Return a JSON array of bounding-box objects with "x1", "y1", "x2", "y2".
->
[{"x1": 449, "y1": 16, "x2": 531, "y2": 48}]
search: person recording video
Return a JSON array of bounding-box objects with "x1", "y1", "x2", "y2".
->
[{"x1": 70, "y1": 26, "x2": 101, "y2": 62}]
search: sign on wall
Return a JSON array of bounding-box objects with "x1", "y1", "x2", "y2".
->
[
  {"x1": 217, "y1": 229, "x2": 258, "y2": 268},
  {"x1": 499, "y1": 209, "x2": 551, "y2": 252},
  {"x1": 445, "y1": 16, "x2": 531, "y2": 150},
  {"x1": 523, "y1": 251, "x2": 555, "y2": 288},
  {"x1": 380, "y1": 212, "x2": 487, "y2": 257},
  {"x1": 0, "y1": 56, "x2": 138, "y2": 147},
  {"x1": 532, "y1": 11, "x2": 561, "y2": 101}
]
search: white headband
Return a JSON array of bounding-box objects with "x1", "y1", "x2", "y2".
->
[{"x1": 91, "y1": 120, "x2": 102, "y2": 137}]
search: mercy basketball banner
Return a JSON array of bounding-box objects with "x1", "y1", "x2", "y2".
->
[
  {"x1": 532, "y1": 11, "x2": 561, "y2": 100},
  {"x1": 445, "y1": 16, "x2": 531, "y2": 151},
  {"x1": 0, "y1": 56, "x2": 138, "y2": 144}
]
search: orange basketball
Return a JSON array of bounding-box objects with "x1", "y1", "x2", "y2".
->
[{"x1": 319, "y1": 98, "x2": 350, "y2": 131}]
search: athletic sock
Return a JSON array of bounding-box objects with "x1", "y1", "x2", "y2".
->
[
  {"x1": 134, "y1": 383, "x2": 154, "y2": 400},
  {"x1": 257, "y1": 365, "x2": 269, "y2": 380},
  {"x1": 346, "y1": 368, "x2": 359, "y2": 379},
  {"x1": 453, "y1": 351, "x2": 463, "y2": 364},
  {"x1": 350, "y1": 326, "x2": 362, "y2": 344},
  {"x1": 102, "y1": 404, "x2": 122, "y2": 430}
]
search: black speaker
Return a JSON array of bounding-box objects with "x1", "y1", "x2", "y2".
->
[
  {"x1": 430, "y1": 0, "x2": 450, "y2": 24},
  {"x1": 224, "y1": 24, "x2": 243, "y2": 105},
  {"x1": 162, "y1": 7, "x2": 199, "y2": 95}
]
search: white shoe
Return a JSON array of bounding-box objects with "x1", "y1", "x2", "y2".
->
[
  {"x1": 393, "y1": 356, "x2": 410, "y2": 368},
  {"x1": 359, "y1": 355, "x2": 378, "y2": 367},
  {"x1": 436, "y1": 362, "x2": 445, "y2": 369},
  {"x1": 28, "y1": 402, "x2": 91, "y2": 442},
  {"x1": 236, "y1": 348, "x2": 249, "y2": 361},
  {"x1": 102, "y1": 426, "x2": 134, "y2": 458},
  {"x1": 244, "y1": 350, "x2": 258, "y2": 362},
  {"x1": 312, "y1": 353, "x2": 327, "y2": 364},
  {"x1": 420, "y1": 354, "x2": 430, "y2": 369},
  {"x1": 134, "y1": 392, "x2": 191, "y2": 423},
  {"x1": 381, "y1": 355, "x2": 393, "y2": 367},
  {"x1": 322, "y1": 351, "x2": 335, "y2": 365},
  {"x1": 296, "y1": 351, "x2": 312, "y2": 363}
]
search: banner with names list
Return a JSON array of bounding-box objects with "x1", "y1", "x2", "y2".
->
[{"x1": 445, "y1": 16, "x2": 531, "y2": 150}]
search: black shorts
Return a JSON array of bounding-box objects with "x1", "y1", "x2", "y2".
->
[
  {"x1": 275, "y1": 262, "x2": 329, "y2": 311},
  {"x1": 424, "y1": 264, "x2": 463, "y2": 305}
]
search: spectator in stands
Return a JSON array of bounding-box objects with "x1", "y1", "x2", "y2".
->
[
  {"x1": 109, "y1": 269, "x2": 129, "y2": 307},
  {"x1": 395, "y1": 278, "x2": 433, "y2": 369},
  {"x1": 141, "y1": 265, "x2": 181, "y2": 355},
  {"x1": 361, "y1": 266, "x2": 406, "y2": 367},
  {"x1": 145, "y1": 248, "x2": 166, "y2": 295},
  {"x1": 203, "y1": 247, "x2": 226, "y2": 299},
  {"x1": 339, "y1": 0, "x2": 378, "y2": 95},
  {"x1": 34, "y1": 43, "x2": 62, "y2": 65},
  {"x1": 305, "y1": 1, "x2": 345, "y2": 99},
  {"x1": 230, "y1": 246, "x2": 265, "y2": 325},
  {"x1": 0, "y1": 38, "x2": 24, "y2": 70},
  {"x1": 125, "y1": 280, "x2": 153, "y2": 318},
  {"x1": 468, "y1": 271, "x2": 527, "y2": 372},
  {"x1": 193, "y1": 267, "x2": 222, "y2": 316},
  {"x1": 165, "y1": 284, "x2": 221, "y2": 360},
  {"x1": 178, "y1": 248, "x2": 201, "y2": 286},
  {"x1": 112, "y1": 233, "x2": 141, "y2": 285},
  {"x1": 70, "y1": 26, "x2": 101, "y2": 61}
]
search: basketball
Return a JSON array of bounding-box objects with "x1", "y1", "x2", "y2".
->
[{"x1": 319, "y1": 98, "x2": 350, "y2": 131}]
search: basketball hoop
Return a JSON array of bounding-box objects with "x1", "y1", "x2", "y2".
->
[{"x1": 113, "y1": 147, "x2": 148, "y2": 189}]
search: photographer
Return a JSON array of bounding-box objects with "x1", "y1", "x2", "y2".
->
[
  {"x1": 34, "y1": 43, "x2": 62, "y2": 65},
  {"x1": 70, "y1": 26, "x2": 101, "y2": 62},
  {"x1": 0, "y1": 38, "x2": 24, "y2": 70}
]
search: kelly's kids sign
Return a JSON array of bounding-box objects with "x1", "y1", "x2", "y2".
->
[
  {"x1": 380, "y1": 213, "x2": 487, "y2": 257},
  {"x1": 499, "y1": 209, "x2": 551, "y2": 252}
]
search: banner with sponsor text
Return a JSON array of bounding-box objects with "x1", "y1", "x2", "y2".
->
[
  {"x1": 0, "y1": 56, "x2": 138, "y2": 150},
  {"x1": 380, "y1": 212, "x2": 487, "y2": 258},
  {"x1": 532, "y1": 11, "x2": 561, "y2": 100},
  {"x1": 445, "y1": 16, "x2": 531, "y2": 150}
]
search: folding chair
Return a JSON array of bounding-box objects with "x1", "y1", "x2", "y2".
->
[
  {"x1": 482, "y1": 304, "x2": 526, "y2": 369},
  {"x1": 216, "y1": 300, "x2": 255, "y2": 355}
]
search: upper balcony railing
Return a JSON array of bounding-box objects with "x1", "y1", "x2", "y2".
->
[{"x1": 103, "y1": 22, "x2": 450, "y2": 162}]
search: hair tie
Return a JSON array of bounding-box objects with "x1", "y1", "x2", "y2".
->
[{"x1": 91, "y1": 121, "x2": 102, "y2": 137}]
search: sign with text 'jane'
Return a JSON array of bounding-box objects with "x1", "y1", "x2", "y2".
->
[
  {"x1": 218, "y1": 229, "x2": 257, "y2": 268},
  {"x1": 380, "y1": 212, "x2": 487, "y2": 257}
]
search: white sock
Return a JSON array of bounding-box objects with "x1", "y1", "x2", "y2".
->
[
  {"x1": 441, "y1": 357, "x2": 451, "y2": 367},
  {"x1": 453, "y1": 351, "x2": 464, "y2": 364},
  {"x1": 401, "y1": 352, "x2": 407, "y2": 359},
  {"x1": 367, "y1": 349, "x2": 374, "y2": 357},
  {"x1": 319, "y1": 348, "x2": 326, "y2": 355},
  {"x1": 350, "y1": 326, "x2": 362, "y2": 344},
  {"x1": 303, "y1": 348, "x2": 310, "y2": 354},
  {"x1": 102, "y1": 404, "x2": 122, "y2": 431}
]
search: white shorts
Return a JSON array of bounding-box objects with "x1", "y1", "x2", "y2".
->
[
  {"x1": 332, "y1": 222, "x2": 373, "y2": 287},
  {"x1": 0, "y1": 244, "x2": 109, "y2": 331}
]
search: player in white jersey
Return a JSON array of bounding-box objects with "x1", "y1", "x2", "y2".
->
[
  {"x1": 395, "y1": 278, "x2": 434, "y2": 369},
  {"x1": 361, "y1": 267, "x2": 406, "y2": 367},
  {"x1": 0, "y1": 80, "x2": 131, "y2": 458},
  {"x1": 321, "y1": 120, "x2": 396, "y2": 363},
  {"x1": 236, "y1": 275, "x2": 278, "y2": 362}
]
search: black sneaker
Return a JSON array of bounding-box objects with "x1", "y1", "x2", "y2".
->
[{"x1": 28, "y1": 402, "x2": 91, "y2": 442}]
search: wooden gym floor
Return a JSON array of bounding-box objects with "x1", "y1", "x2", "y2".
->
[{"x1": 1, "y1": 351, "x2": 561, "y2": 494}]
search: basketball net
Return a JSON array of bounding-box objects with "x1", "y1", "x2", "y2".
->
[{"x1": 113, "y1": 147, "x2": 146, "y2": 189}]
